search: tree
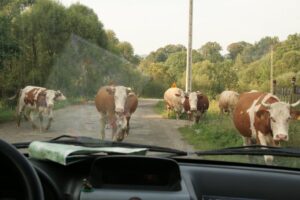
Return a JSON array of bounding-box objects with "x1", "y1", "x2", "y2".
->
[
  {"x1": 66, "y1": 3, "x2": 108, "y2": 48},
  {"x1": 165, "y1": 51, "x2": 186, "y2": 80},
  {"x1": 198, "y1": 42, "x2": 223, "y2": 63},
  {"x1": 146, "y1": 44, "x2": 186, "y2": 63},
  {"x1": 227, "y1": 41, "x2": 251, "y2": 60},
  {"x1": 106, "y1": 30, "x2": 120, "y2": 54}
]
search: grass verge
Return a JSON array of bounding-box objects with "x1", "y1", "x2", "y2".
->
[{"x1": 156, "y1": 100, "x2": 300, "y2": 167}]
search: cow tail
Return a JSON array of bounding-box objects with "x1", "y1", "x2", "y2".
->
[{"x1": 15, "y1": 89, "x2": 22, "y2": 114}]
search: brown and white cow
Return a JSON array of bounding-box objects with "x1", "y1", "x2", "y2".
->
[
  {"x1": 218, "y1": 90, "x2": 239, "y2": 115},
  {"x1": 233, "y1": 91, "x2": 300, "y2": 164},
  {"x1": 16, "y1": 86, "x2": 66, "y2": 131},
  {"x1": 95, "y1": 85, "x2": 134, "y2": 141},
  {"x1": 164, "y1": 87, "x2": 185, "y2": 120},
  {"x1": 183, "y1": 91, "x2": 209, "y2": 123}
]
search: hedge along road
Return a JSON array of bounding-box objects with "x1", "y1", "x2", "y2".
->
[{"x1": 0, "y1": 99, "x2": 194, "y2": 152}]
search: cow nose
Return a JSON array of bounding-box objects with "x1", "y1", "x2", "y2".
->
[
  {"x1": 115, "y1": 108, "x2": 124, "y2": 113},
  {"x1": 275, "y1": 134, "x2": 288, "y2": 141},
  {"x1": 191, "y1": 107, "x2": 197, "y2": 111},
  {"x1": 48, "y1": 103, "x2": 54, "y2": 108}
]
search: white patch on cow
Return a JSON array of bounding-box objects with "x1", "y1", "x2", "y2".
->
[
  {"x1": 189, "y1": 92, "x2": 198, "y2": 111},
  {"x1": 114, "y1": 86, "x2": 129, "y2": 113},
  {"x1": 248, "y1": 90, "x2": 259, "y2": 93},
  {"x1": 247, "y1": 95, "x2": 263, "y2": 139}
]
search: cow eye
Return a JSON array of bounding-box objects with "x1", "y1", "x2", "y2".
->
[{"x1": 270, "y1": 117, "x2": 276, "y2": 123}]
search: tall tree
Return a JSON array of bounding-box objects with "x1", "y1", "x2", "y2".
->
[
  {"x1": 227, "y1": 41, "x2": 251, "y2": 60},
  {"x1": 198, "y1": 42, "x2": 223, "y2": 63}
]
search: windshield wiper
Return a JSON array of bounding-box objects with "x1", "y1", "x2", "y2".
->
[
  {"x1": 192, "y1": 145, "x2": 300, "y2": 158},
  {"x1": 13, "y1": 135, "x2": 188, "y2": 157}
]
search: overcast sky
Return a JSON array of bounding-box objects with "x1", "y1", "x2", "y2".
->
[{"x1": 59, "y1": 0, "x2": 300, "y2": 55}]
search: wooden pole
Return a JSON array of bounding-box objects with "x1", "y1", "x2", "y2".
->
[
  {"x1": 185, "y1": 0, "x2": 193, "y2": 93},
  {"x1": 270, "y1": 45, "x2": 274, "y2": 94}
]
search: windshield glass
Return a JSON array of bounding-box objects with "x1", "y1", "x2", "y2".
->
[{"x1": 0, "y1": 0, "x2": 299, "y2": 168}]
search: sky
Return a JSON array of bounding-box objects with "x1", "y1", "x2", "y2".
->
[{"x1": 59, "y1": 0, "x2": 300, "y2": 55}]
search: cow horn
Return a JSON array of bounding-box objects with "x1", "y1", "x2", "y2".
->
[
  {"x1": 291, "y1": 100, "x2": 300, "y2": 108},
  {"x1": 262, "y1": 102, "x2": 271, "y2": 109},
  {"x1": 126, "y1": 87, "x2": 132, "y2": 92}
]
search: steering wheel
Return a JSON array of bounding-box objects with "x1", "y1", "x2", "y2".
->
[{"x1": 0, "y1": 139, "x2": 44, "y2": 200}]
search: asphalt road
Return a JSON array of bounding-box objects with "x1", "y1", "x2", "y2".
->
[{"x1": 0, "y1": 99, "x2": 194, "y2": 151}]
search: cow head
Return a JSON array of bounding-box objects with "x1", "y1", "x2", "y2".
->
[
  {"x1": 45, "y1": 90, "x2": 66, "y2": 108},
  {"x1": 106, "y1": 86, "x2": 132, "y2": 114},
  {"x1": 188, "y1": 92, "x2": 199, "y2": 111},
  {"x1": 261, "y1": 100, "x2": 300, "y2": 142}
]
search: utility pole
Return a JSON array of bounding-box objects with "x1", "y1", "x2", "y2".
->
[
  {"x1": 185, "y1": 0, "x2": 193, "y2": 93},
  {"x1": 270, "y1": 45, "x2": 274, "y2": 94}
]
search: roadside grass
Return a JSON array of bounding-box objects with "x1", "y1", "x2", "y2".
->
[
  {"x1": 155, "y1": 100, "x2": 300, "y2": 166},
  {"x1": 0, "y1": 97, "x2": 92, "y2": 123},
  {"x1": 154, "y1": 100, "x2": 188, "y2": 119},
  {"x1": 0, "y1": 107, "x2": 15, "y2": 123}
]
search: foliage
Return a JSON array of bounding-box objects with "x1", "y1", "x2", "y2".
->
[
  {"x1": 0, "y1": 0, "x2": 142, "y2": 102},
  {"x1": 198, "y1": 42, "x2": 223, "y2": 63}
]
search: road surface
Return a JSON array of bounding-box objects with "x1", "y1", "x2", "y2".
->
[{"x1": 0, "y1": 99, "x2": 193, "y2": 151}]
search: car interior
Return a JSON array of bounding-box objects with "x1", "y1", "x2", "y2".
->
[{"x1": 1, "y1": 138, "x2": 300, "y2": 200}]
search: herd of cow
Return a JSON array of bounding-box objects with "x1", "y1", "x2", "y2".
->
[
  {"x1": 14, "y1": 85, "x2": 138, "y2": 142},
  {"x1": 164, "y1": 86, "x2": 300, "y2": 164},
  {"x1": 14, "y1": 85, "x2": 300, "y2": 164}
]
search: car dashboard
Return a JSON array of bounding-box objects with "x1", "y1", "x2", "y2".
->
[{"x1": 17, "y1": 155, "x2": 300, "y2": 200}]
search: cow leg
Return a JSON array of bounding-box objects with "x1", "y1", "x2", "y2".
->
[
  {"x1": 111, "y1": 123, "x2": 117, "y2": 141},
  {"x1": 195, "y1": 111, "x2": 202, "y2": 123},
  {"x1": 242, "y1": 136, "x2": 258, "y2": 164},
  {"x1": 24, "y1": 109, "x2": 31, "y2": 121},
  {"x1": 257, "y1": 131, "x2": 274, "y2": 165},
  {"x1": 16, "y1": 105, "x2": 25, "y2": 127},
  {"x1": 28, "y1": 111, "x2": 38, "y2": 129},
  {"x1": 125, "y1": 116, "x2": 130, "y2": 137},
  {"x1": 99, "y1": 113, "x2": 106, "y2": 140},
  {"x1": 45, "y1": 109, "x2": 53, "y2": 130},
  {"x1": 176, "y1": 112, "x2": 180, "y2": 120},
  {"x1": 39, "y1": 112, "x2": 43, "y2": 132}
]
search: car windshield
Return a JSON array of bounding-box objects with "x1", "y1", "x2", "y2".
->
[{"x1": 0, "y1": 0, "x2": 299, "y2": 168}]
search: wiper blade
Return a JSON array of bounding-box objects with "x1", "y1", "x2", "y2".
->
[
  {"x1": 13, "y1": 135, "x2": 188, "y2": 156},
  {"x1": 193, "y1": 145, "x2": 300, "y2": 158}
]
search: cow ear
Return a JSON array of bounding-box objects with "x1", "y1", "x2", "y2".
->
[
  {"x1": 55, "y1": 90, "x2": 61, "y2": 96},
  {"x1": 126, "y1": 87, "x2": 132, "y2": 94},
  {"x1": 184, "y1": 92, "x2": 189, "y2": 98},
  {"x1": 175, "y1": 93, "x2": 181, "y2": 97},
  {"x1": 106, "y1": 86, "x2": 115, "y2": 95},
  {"x1": 256, "y1": 110, "x2": 270, "y2": 120},
  {"x1": 128, "y1": 92, "x2": 135, "y2": 97},
  {"x1": 290, "y1": 110, "x2": 300, "y2": 120}
]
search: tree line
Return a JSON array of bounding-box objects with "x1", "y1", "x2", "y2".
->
[{"x1": 139, "y1": 34, "x2": 300, "y2": 98}]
